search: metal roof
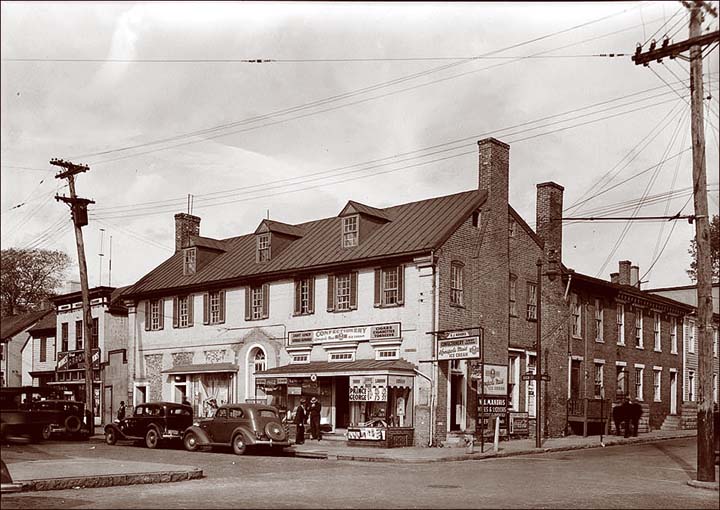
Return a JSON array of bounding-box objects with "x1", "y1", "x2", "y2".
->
[
  {"x1": 1, "y1": 309, "x2": 51, "y2": 341},
  {"x1": 255, "y1": 359, "x2": 417, "y2": 377},
  {"x1": 162, "y1": 362, "x2": 239, "y2": 374},
  {"x1": 28, "y1": 311, "x2": 57, "y2": 334},
  {"x1": 126, "y1": 189, "x2": 487, "y2": 297}
]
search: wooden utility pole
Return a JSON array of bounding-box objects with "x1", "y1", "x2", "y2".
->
[
  {"x1": 632, "y1": 0, "x2": 718, "y2": 483},
  {"x1": 52, "y1": 158, "x2": 96, "y2": 434}
]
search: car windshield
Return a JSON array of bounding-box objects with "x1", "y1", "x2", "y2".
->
[{"x1": 258, "y1": 409, "x2": 277, "y2": 418}]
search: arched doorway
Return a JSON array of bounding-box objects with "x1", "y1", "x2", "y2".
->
[{"x1": 246, "y1": 346, "x2": 267, "y2": 402}]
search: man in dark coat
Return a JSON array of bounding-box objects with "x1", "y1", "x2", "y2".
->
[
  {"x1": 628, "y1": 399, "x2": 643, "y2": 437},
  {"x1": 308, "y1": 396, "x2": 322, "y2": 441},
  {"x1": 294, "y1": 399, "x2": 307, "y2": 445},
  {"x1": 612, "y1": 401, "x2": 625, "y2": 436}
]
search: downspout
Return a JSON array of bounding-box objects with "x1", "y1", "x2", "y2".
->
[{"x1": 430, "y1": 249, "x2": 438, "y2": 446}]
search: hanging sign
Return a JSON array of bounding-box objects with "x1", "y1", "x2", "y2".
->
[
  {"x1": 479, "y1": 363, "x2": 508, "y2": 396},
  {"x1": 57, "y1": 348, "x2": 101, "y2": 371},
  {"x1": 437, "y1": 328, "x2": 482, "y2": 360}
]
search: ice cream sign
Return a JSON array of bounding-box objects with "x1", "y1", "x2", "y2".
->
[{"x1": 437, "y1": 328, "x2": 482, "y2": 360}]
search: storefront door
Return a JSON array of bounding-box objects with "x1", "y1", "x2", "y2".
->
[
  {"x1": 335, "y1": 377, "x2": 349, "y2": 428},
  {"x1": 449, "y1": 361, "x2": 466, "y2": 431}
]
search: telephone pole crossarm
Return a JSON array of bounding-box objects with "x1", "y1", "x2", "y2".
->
[{"x1": 631, "y1": 30, "x2": 719, "y2": 65}]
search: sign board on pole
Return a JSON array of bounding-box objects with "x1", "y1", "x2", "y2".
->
[
  {"x1": 437, "y1": 328, "x2": 482, "y2": 360},
  {"x1": 473, "y1": 363, "x2": 508, "y2": 395}
]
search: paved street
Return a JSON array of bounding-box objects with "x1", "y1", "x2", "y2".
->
[{"x1": 2, "y1": 437, "x2": 717, "y2": 508}]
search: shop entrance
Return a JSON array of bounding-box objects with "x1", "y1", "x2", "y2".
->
[
  {"x1": 449, "y1": 360, "x2": 466, "y2": 431},
  {"x1": 335, "y1": 377, "x2": 350, "y2": 428}
]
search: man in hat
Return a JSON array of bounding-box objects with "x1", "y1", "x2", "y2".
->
[
  {"x1": 308, "y1": 396, "x2": 322, "y2": 441},
  {"x1": 293, "y1": 399, "x2": 307, "y2": 445}
]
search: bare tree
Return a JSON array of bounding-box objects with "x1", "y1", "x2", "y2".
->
[
  {"x1": 1, "y1": 248, "x2": 71, "y2": 317},
  {"x1": 687, "y1": 214, "x2": 720, "y2": 283}
]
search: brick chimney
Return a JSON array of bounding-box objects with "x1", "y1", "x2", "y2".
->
[
  {"x1": 610, "y1": 272, "x2": 619, "y2": 284},
  {"x1": 618, "y1": 260, "x2": 631, "y2": 285},
  {"x1": 536, "y1": 182, "x2": 564, "y2": 279},
  {"x1": 630, "y1": 265, "x2": 640, "y2": 289},
  {"x1": 174, "y1": 213, "x2": 201, "y2": 252}
]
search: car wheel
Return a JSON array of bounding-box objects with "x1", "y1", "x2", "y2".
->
[
  {"x1": 145, "y1": 428, "x2": 159, "y2": 449},
  {"x1": 42, "y1": 425, "x2": 52, "y2": 441},
  {"x1": 232, "y1": 434, "x2": 247, "y2": 455},
  {"x1": 105, "y1": 428, "x2": 117, "y2": 445},
  {"x1": 64, "y1": 415, "x2": 82, "y2": 434},
  {"x1": 184, "y1": 432, "x2": 199, "y2": 452}
]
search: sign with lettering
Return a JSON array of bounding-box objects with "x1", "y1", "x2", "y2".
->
[
  {"x1": 480, "y1": 364, "x2": 508, "y2": 396},
  {"x1": 437, "y1": 328, "x2": 482, "y2": 360},
  {"x1": 478, "y1": 396, "x2": 508, "y2": 435},
  {"x1": 349, "y1": 375, "x2": 387, "y2": 402},
  {"x1": 288, "y1": 322, "x2": 401, "y2": 345},
  {"x1": 57, "y1": 348, "x2": 101, "y2": 371},
  {"x1": 347, "y1": 427, "x2": 386, "y2": 441},
  {"x1": 509, "y1": 412, "x2": 530, "y2": 435}
]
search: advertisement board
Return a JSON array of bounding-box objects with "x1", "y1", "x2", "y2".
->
[
  {"x1": 437, "y1": 328, "x2": 482, "y2": 360},
  {"x1": 509, "y1": 411, "x2": 530, "y2": 435},
  {"x1": 288, "y1": 322, "x2": 401, "y2": 345}
]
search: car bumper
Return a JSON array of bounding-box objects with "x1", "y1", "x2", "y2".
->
[{"x1": 253, "y1": 440, "x2": 290, "y2": 447}]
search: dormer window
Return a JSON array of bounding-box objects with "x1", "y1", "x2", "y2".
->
[
  {"x1": 257, "y1": 233, "x2": 271, "y2": 262},
  {"x1": 342, "y1": 215, "x2": 358, "y2": 248},
  {"x1": 183, "y1": 248, "x2": 196, "y2": 275}
]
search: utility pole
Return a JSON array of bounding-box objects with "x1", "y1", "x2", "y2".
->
[
  {"x1": 632, "y1": 0, "x2": 718, "y2": 484},
  {"x1": 52, "y1": 158, "x2": 96, "y2": 434}
]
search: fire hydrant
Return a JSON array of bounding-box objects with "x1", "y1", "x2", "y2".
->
[{"x1": 465, "y1": 435, "x2": 475, "y2": 454}]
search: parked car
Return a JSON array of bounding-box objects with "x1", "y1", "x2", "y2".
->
[
  {"x1": 104, "y1": 401, "x2": 193, "y2": 449},
  {"x1": 1, "y1": 387, "x2": 67, "y2": 443},
  {"x1": 183, "y1": 403, "x2": 289, "y2": 455},
  {"x1": 27, "y1": 400, "x2": 90, "y2": 440}
]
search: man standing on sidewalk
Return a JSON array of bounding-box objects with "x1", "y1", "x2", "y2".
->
[
  {"x1": 294, "y1": 399, "x2": 307, "y2": 445},
  {"x1": 309, "y1": 397, "x2": 322, "y2": 441}
]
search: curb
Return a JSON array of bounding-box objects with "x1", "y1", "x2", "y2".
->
[
  {"x1": 13, "y1": 468, "x2": 203, "y2": 492},
  {"x1": 687, "y1": 479, "x2": 720, "y2": 491},
  {"x1": 290, "y1": 432, "x2": 696, "y2": 464}
]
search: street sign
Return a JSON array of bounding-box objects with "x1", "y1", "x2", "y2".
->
[{"x1": 521, "y1": 371, "x2": 550, "y2": 381}]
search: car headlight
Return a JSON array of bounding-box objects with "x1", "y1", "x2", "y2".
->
[{"x1": 255, "y1": 431, "x2": 264, "y2": 440}]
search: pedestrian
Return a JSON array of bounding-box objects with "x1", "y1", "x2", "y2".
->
[
  {"x1": 116, "y1": 401, "x2": 126, "y2": 422},
  {"x1": 294, "y1": 399, "x2": 307, "y2": 445},
  {"x1": 621, "y1": 398, "x2": 632, "y2": 438},
  {"x1": 308, "y1": 396, "x2": 322, "y2": 441},
  {"x1": 612, "y1": 400, "x2": 625, "y2": 436},
  {"x1": 629, "y1": 399, "x2": 642, "y2": 437}
]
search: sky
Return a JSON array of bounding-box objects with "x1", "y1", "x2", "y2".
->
[{"x1": 1, "y1": 1, "x2": 718, "y2": 293}]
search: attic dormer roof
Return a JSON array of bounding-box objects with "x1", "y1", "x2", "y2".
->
[
  {"x1": 188, "y1": 235, "x2": 226, "y2": 252},
  {"x1": 254, "y1": 219, "x2": 304, "y2": 238},
  {"x1": 338, "y1": 200, "x2": 392, "y2": 222}
]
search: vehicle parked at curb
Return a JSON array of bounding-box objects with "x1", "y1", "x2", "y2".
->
[
  {"x1": 27, "y1": 400, "x2": 90, "y2": 440},
  {"x1": 1, "y1": 387, "x2": 66, "y2": 443},
  {"x1": 104, "y1": 401, "x2": 193, "y2": 449},
  {"x1": 183, "y1": 403, "x2": 289, "y2": 455}
]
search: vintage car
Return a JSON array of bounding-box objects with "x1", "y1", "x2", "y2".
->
[
  {"x1": 28, "y1": 400, "x2": 90, "y2": 440},
  {"x1": 104, "y1": 401, "x2": 193, "y2": 449},
  {"x1": 1, "y1": 388, "x2": 67, "y2": 443},
  {"x1": 183, "y1": 403, "x2": 289, "y2": 455}
]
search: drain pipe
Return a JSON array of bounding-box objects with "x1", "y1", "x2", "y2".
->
[{"x1": 430, "y1": 250, "x2": 438, "y2": 447}]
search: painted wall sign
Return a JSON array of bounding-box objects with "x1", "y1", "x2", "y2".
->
[
  {"x1": 57, "y1": 348, "x2": 101, "y2": 371},
  {"x1": 288, "y1": 322, "x2": 401, "y2": 345}
]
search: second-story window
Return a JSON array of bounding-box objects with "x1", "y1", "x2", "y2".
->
[
  {"x1": 173, "y1": 295, "x2": 194, "y2": 328},
  {"x1": 75, "y1": 320, "x2": 83, "y2": 350},
  {"x1": 327, "y1": 272, "x2": 358, "y2": 312},
  {"x1": 145, "y1": 299, "x2": 164, "y2": 331},
  {"x1": 450, "y1": 262, "x2": 464, "y2": 307},
  {"x1": 294, "y1": 277, "x2": 315, "y2": 315},
  {"x1": 245, "y1": 284, "x2": 269, "y2": 321},
  {"x1": 670, "y1": 317, "x2": 678, "y2": 353},
  {"x1": 654, "y1": 312, "x2": 661, "y2": 351},
  {"x1": 509, "y1": 275, "x2": 517, "y2": 317},
  {"x1": 374, "y1": 266, "x2": 404, "y2": 307},
  {"x1": 617, "y1": 303, "x2": 625, "y2": 345},
  {"x1": 91, "y1": 317, "x2": 99, "y2": 349},
  {"x1": 595, "y1": 299, "x2": 604, "y2": 342},
  {"x1": 61, "y1": 322, "x2": 69, "y2": 352},
  {"x1": 40, "y1": 337, "x2": 47, "y2": 363},
  {"x1": 342, "y1": 215, "x2": 358, "y2": 248},
  {"x1": 571, "y1": 294, "x2": 581, "y2": 338},
  {"x1": 635, "y1": 308, "x2": 644, "y2": 349},
  {"x1": 526, "y1": 282, "x2": 537, "y2": 320},
  {"x1": 257, "y1": 233, "x2": 271, "y2": 262},
  {"x1": 688, "y1": 320, "x2": 695, "y2": 353},
  {"x1": 204, "y1": 290, "x2": 225, "y2": 325},
  {"x1": 183, "y1": 248, "x2": 196, "y2": 275}
]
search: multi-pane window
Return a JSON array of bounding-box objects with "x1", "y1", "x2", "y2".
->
[
  {"x1": 653, "y1": 369, "x2": 662, "y2": 402},
  {"x1": 329, "y1": 352, "x2": 355, "y2": 362},
  {"x1": 91, "y1": 317, "x2": 99, "y2": 349},
  {"x1": 634, "y1": 366, "x2": 644, "y2": 400},
  {"x1": 509, "y1": 275, "x2": 517, "y2": 317},
  {"x1": 450, "y1": 263, "x2": 464, "y2": 307},
  {"x1": 178, "y1": 295, "x2": 190, "y2": 327},
  {"x1": 209, "y1": 291, "x2": 221, "y2": 323},
  {"x1": 571, "y1": 294, "x2": 581, "y2": 337},
  {"x1": 256, "y1": 233, "x2": 271, "y2": 262},
  {"x1": 616, "y1": 365, "x2": 627, "y2": 396},
  {"x1": 654, "y1": 313, "x2": 661, "y2": 351},
  {"x1": 149, "y1": 299, "x2": 163, "y2": 330},
  {"x1": 40, "y1": 337, "x2": 47, "y2": 363},
  {"x1": 376, "y1": 349, "x2": 399, "y2": 360},
  {"x1": 254, "y1": 350, "x2": 266, "y2": 372},
  {"x1": 183, "y1": 248, "x2": 196, "y2": 275},
  {"x1": 595, "y1": 299, "x2": 604, "y2": 342},
  {"x1": 375, "y1": 266, "x2": 404, "y2": 307},
  {"x1": 688, "y1": 320, "x2": 695, "y2": 353},
  {"x1": 61, "y1": 323, "x2": 69, "y2": 352},
  {"x1": 526, "y1": 282, "x2": 537, "y2": 320},
  {"x1": 294, "y1": 278, "x2": 315, "y2": 315},
  {"x1": 594, "y1": 362, "x2": 604, "y2": 398},
  {"x1": 76, "y1": 320, "x2": 83, "y2": 350},
  {"x1": 670, "y1": 317, "x2": 678, "y2": 353},
  {"x1": 635, "y1": 309, "x2": 643, "y2": 348},
  {"x1": 291, "y1": 354, "x2": 309, "y2": 364},
  {"x1": 252, "y1": 286, "x2": 264, "y2": 319},
  {"x1": 617, "y1": 304, "x2": 625, "y2": 345},
  {"x1": 342, "y1": 215, "x2": 358, "y2": 248},
  {"x1": 203, "y1": 290, "x2": 225, "y2": 325},
  {"x1": 336, "y1": 274, "x2": 352, "y2": 311},
  {"x1": 688, "y1": 370, "x2": 695, "y2": 401}
]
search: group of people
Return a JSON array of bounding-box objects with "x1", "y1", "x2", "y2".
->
[
  {"x1": 292, "y1": 397, "x2": 323, "y2": 444},
  {"x1": 612, "y1": 397, "x2": 643, "y2": 438}
]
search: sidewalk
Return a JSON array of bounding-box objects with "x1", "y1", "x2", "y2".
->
[{"x1": 288, "y1": 429, "x2": 699, "y2": 463}]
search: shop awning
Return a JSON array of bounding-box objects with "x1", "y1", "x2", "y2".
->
[
  {"x1": 255, "y1": 359, "x2": 417, "y2": 379},
  {"x1": 162, "y1": 362, "x2": 238, "y2": 375}
]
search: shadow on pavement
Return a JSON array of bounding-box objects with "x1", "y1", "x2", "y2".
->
[
  {"x1": 0, "y1": 495, "x2": 88, "y2": 509},
  {"x1": 651, "y1": 442, "x2": 696, "y2": 478}
]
